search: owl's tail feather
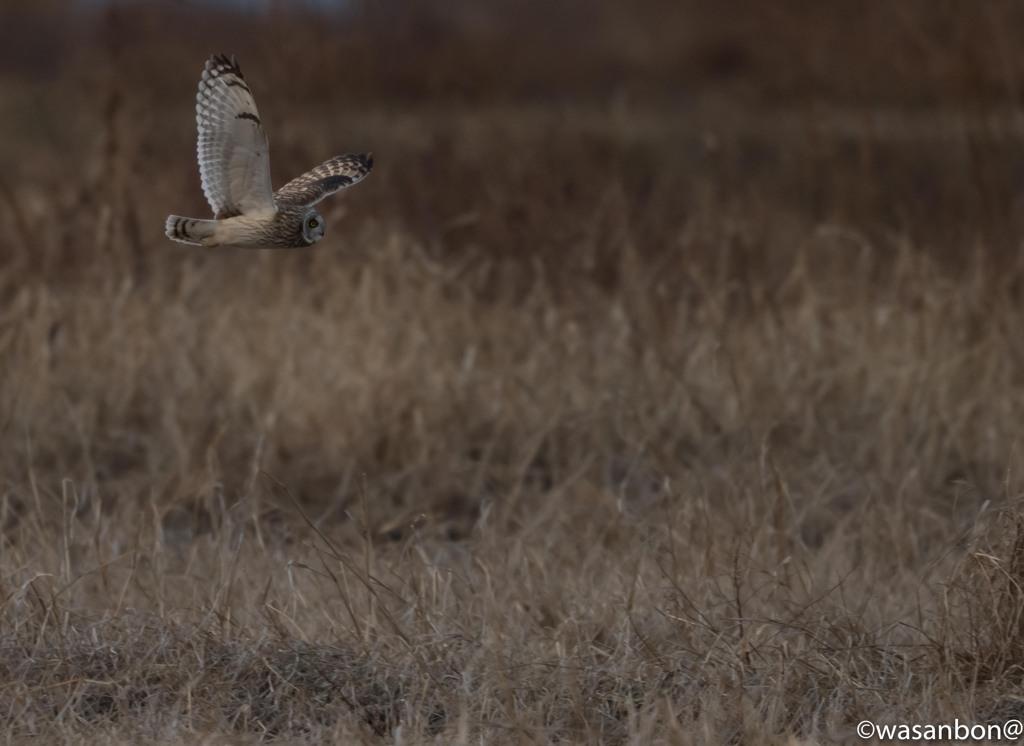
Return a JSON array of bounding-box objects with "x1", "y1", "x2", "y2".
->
[{"x1": 165, "y1": 215, "x2": 217, "y2": 246}]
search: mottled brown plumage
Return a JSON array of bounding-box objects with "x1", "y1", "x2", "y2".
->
[{"x1": 166, "y1": 54, "x2": 373, "y2": 249}]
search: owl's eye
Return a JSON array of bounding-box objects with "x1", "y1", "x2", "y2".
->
[{"x1": 308, "y1": 218, "x2": 319, "y2": 229}]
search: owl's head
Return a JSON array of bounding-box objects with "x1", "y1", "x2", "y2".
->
[{"x1": 300, "y1": 208, "x2": 326, "y2": 244}]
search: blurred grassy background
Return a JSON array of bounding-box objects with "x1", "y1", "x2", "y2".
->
[
  {"x1": 4, "y1": 0, "x2": 1024, "y2": 261},
  {"x1": 4, "y1": 1, "x2": 1024, "y2": 742}
]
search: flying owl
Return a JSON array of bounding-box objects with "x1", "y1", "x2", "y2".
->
[{"x1": 165, "y1": 54, "x2": 372, "y2": 249}]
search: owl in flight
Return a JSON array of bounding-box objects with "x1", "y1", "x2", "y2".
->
[{"x1": 165, "y1": 54, "x2": 372, "y2": 248}]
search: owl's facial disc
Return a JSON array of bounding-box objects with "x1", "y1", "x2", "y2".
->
[{"x1": 301, "y1": 209, "x2": 326, "y2": 244}]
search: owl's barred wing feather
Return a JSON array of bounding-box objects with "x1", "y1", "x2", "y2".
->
[
  {"x1": 274, "y1": 154, "x2": 374, "y2": 207},
  {"x1": 196, "y1": 54, "x2": 275, "y2": 219}
]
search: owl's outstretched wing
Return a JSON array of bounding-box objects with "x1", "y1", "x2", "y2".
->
[
  {"x1": 196, "y1": 54, "x2": 275, "y2": 219},
  {"x1": 274, "y1": 154, "x2": 374, "y2": 207}
]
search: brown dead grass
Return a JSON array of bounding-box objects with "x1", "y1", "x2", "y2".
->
[{"x1": 4, "y1": 1, "x2": 1024, "y2": 743}]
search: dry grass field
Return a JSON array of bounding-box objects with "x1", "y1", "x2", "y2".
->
[{"x1": 6, "y1": 1, "x2": 1024, "y2": 742}]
